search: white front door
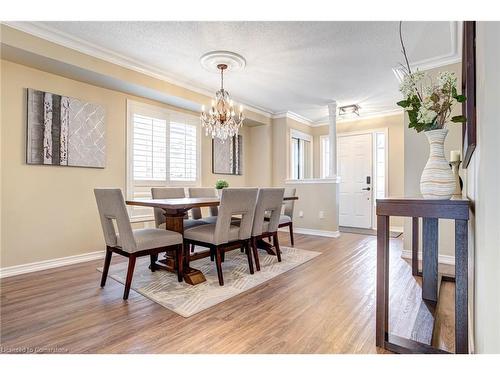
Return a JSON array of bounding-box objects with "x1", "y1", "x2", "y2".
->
[{"x1": 338, "y1": 133, "x2": 373, "y2": 228}]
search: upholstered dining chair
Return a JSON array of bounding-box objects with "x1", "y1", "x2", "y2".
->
[
  {"x1": 94, "y1": 188, "x2": 184, "y2": 300},
  {"x1": 182, "y1": 188, "x2": 258, "y2": 286},
  {"x1": 280, "y1": 187, "x2": 296, "y2": 246},
  {"x1": 151, "y1": 187, "x2": 205, "y2": 230},
  {"x1": 250, "y1": 188, "x2": 285, "y2": 271},
  {"x1": 188, "y1": 187, "x2": 219, "y2": 223}
]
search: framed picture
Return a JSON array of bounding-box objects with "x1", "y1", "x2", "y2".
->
[
  {"x1": 26, "y1": 88, "x2": 106, "y2": 168},
  {"x1": 212, "y1": 135, "x2": 243, "y2": 175},
  {"x1": 461, "y1": 21, "x2": 476, "y2": 168}
]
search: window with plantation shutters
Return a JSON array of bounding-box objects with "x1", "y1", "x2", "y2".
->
[{"x1": 126, "y1": 100, "x2": 200, "y2": 220}]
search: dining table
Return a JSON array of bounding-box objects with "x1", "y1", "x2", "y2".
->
[{"x1": 126, "y1": 194, "x2": 298, "y2": 285}]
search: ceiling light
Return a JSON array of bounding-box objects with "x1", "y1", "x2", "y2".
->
[
  {"x1": 200, "y1": 63, "x2": 244, "y2": 141},
  {"x1": 339, "y1": 104, "x2": 360, "y2": 118}
]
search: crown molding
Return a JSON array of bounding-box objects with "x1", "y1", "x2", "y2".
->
[
  {"x1": 2, "y1": 21, "x2": 274, "y2": 118},
  {"x1": 272, "y1": 111, "x2": 313, "y2": 126},
  {"x1": 392, "y1": 21, "x2": 462, "y2": 82}
]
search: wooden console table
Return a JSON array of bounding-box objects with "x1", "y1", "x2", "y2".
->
[{"x1": 376, "y1": 198, "x2": 470, "y2": 354}]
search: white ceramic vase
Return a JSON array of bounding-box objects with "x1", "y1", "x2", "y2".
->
[{"x1": 420, "y1": 128, "x2": 455, "y2": 200}]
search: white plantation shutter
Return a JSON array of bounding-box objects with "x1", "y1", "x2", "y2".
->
[
  {"x1": 127, "y1": 101, "x2": 200, "y2": 220},
  {"x1": 132, "y1": 114, "x2": 167, "y2": 182},
  {"x1": 169, "y1": 119, "x2": 197, "y2": 182}
]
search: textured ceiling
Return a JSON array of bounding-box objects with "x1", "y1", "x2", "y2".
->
[{"x1": 35, "y1": 21, "x2": 457, "y2": 122}]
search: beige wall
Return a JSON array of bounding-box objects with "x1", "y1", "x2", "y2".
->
[
  {"x1": 247, "y1": 125, "x2": 272, "y2": 187},
  {"x1": 403, "y1": 63, "x2": 463, "y2": 258},
  {"x1": 271, "y1": 117, "x2": 288, "y2": 186},
  {"x1": 312, "y1": 125, "x2": 329, "y2": 178},
  {"x1": 284, "y1": 182, "x2": 339, "y2": 232},
  {"x1": 468, "y1": 22, "x2": 500, "y2": 353},
  {"x1": 312, "y1": 113, "x2": 405, "y2": 228},
  {"x1": 0, "y1": 60, "x2": 253, "y2": 268}
]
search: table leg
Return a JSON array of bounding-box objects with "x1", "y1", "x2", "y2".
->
[
  {"x1": 158, "y1": 211, "x2": 207, "y2": 285},
  {"x1": 376, "y1": 214, "x2": 390, "y2": 348},
  {"x1": 455, "y1": 219, "x2": 468, "y2": 353},
  {"x1": 412, "y1": 217, "x2": 419, "y2": 276},
  {"x1": 255, "y1": 238, "x2": 277, "y2": 255},
  {"x1": 422, "y1": 218, "x2": 439, "y2": 303}
]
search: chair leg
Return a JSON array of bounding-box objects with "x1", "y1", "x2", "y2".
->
[
  {"x1": 176, "y1": 244, "x2": 184, "y2": 282},
  {"x1": 251, "y1": 237, "x2": 260, "y2": 271},
  {"x1": 245, "y1": 240, "x2": 254, "y2": 275},
  {"x1": 273, "y1": 233, "x2": 282, "y2": 262},
  {"x1": 150, "y1": 253, "x2": 157, "y2": 272},
  {"x1": 123, "y1": 255, "x2": 136, "y2": 300},
  {"x1": 215, "y1": 246, "x2": 224, "y2": 286},
  {"x1": 240, "y1": 245, "x2": 245, "y2": 253},
  {"x1": 288, "y1": 222, "x2": 295, "y2": 246},
  {"x1": 100, "y1": 248, "x2": 113, "y2": 287},
  {"x1": 221, "y1": 250, "x2": 225, "y2": 262},
  {"x1": 191, "y1": 244, "x2": 195, "y2": 253}
]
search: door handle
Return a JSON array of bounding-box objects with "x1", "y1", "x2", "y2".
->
[{"x1": 362, "y1": 187, "x2": 371, "y2": 191}]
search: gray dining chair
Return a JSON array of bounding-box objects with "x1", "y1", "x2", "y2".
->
[
  {"x1": 279, "y1": 187, "x2": 296, "y2": 245},
  {"x1": 250, "y1": 188, "x2": 285, "y2": 271},
  {"x1": 151, "y1": 187, "x2": 206, "y2": 230},
  {"x1": 182, "y1": 188, "x2": 258, "y2": 286},
  {"x1": 188, "y1": 187, "x2": 219, "y2": 223},
  {"x1": 94, "y1": 188, "x2": 184, "y2": 300}
]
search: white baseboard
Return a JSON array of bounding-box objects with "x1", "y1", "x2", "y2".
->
[
  {"x1": 401, "y1": 249, "x2": 455, "y2": 266},
  {"x1": 279, "y1": 227, "x2": 340, "y2": 238},
  {"x1": 0, "y1": 250, "x2": 105, "y2": 279}
]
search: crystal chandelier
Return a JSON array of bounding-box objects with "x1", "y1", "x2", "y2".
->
[{"x1": 200, "y1": 64, "x2": 244, "y2": 141}]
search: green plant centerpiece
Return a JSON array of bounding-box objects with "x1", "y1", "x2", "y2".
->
[
  {"x1": 215, "y1": 179, "x2": 229, "y2": 190},
  {"x1": 397, "y1": 22, "x2": 466, "y2": 199}
]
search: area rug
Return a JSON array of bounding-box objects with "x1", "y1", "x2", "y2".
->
[{"x1": 98, "y1": 246, "x2": 320, "y2": 317}]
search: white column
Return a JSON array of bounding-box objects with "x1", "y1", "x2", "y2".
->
[{"x1": 327, "y1": 101, "x2": 337, "y2": 178}]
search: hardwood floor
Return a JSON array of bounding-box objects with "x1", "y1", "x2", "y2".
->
[{"x1": 0, "y1": 232, "x2": 453, "y2": 353}]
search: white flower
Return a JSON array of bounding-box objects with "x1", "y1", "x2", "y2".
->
[
  {"x1": 437, "y1": 71, "x2": 457, "y2": 88},
  {"x1": 399, "y1": 71, "x2": 427, "y2": 98},
  {"x1": 399, "y1": 76, "x2": 416, "y2": 98},
  {"x1": 417, "y1": 106, "x2": 437, "y2": 124},
  {"x1": 411, "y1": 71, "x2": 426, "y2": 83},
  {"x1": 423, "y1": 85, "x2": 435, "y2": 97}
]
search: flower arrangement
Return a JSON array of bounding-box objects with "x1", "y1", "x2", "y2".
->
[
  {"x1": 215, "y1": 179, "x2": 229, "y2": 189},
  {"x1": 396, "y1": 22, "x2": 466, "y2": 132}
]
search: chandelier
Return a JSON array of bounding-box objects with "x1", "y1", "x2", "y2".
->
[{"x1": 200, "y1": 64, "x2": 244, "y2": 141}]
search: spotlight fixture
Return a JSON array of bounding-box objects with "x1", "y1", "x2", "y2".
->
[{"x1": 339, "y1": 104, "x2": 360, "y2": 117}]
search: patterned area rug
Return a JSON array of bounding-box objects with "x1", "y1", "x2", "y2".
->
[{"x1": 98, "y1": 246, "x2": 320, "y2": 317}]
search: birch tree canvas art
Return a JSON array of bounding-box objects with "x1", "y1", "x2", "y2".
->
[
  {"x1": 27, "y1": 89, "x2": 106, "y2": 168},
  {"x1": 212, "y1": 135, "x2": 243, "y2": 175}
]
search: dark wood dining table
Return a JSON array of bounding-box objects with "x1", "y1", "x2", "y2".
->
[{"x1": 126, "y1": 195, "x2": 298, "y2": 285}]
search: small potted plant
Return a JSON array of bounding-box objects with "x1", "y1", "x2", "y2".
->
[
  {"x1": 215, "y1": 179, "x2": 229, "y2": 197},
  {"x1": 396, "y1": 23, "x2": 466, "y2": 199}
]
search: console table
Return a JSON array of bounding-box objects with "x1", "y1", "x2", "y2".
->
[{"x1": 376, "y1": 198, "x2": 470, "y2": 354}]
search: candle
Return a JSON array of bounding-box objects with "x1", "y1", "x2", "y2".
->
[{"x1": 450, "y1": 150, "x2": 461, "y2": 162}]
